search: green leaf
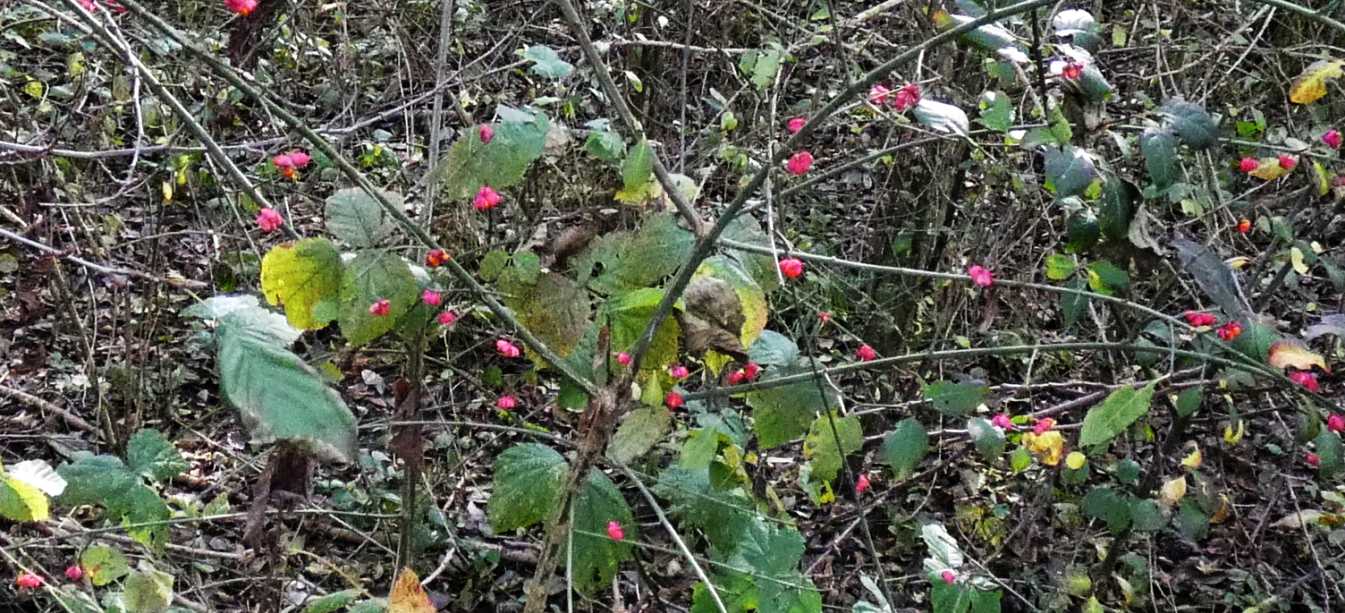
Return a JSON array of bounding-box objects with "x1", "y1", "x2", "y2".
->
[
  {"x1": 747, "y1": 365, "x2": 839, "y2": 448},
  {"x1": 1044, "y1": 146, "x2": 1097, "y2": 198},
  {"x1": 125, "y1": 429, "x2": 187, "y2": 482},
  {"x1": 721, "y1": 214, "x2": 780, "y2": 293},
  {"x1": 622, "y1": 138, "x2": 654, "y2": 191},
  {"x1": 691, "y1": 571, "x2": 757, "y2": 613},
  {"x1": 606, "y1": 287, "x2": 682, "y2": 369},
  {"x1": 740, "y1": 47, "x2": 783, "y2": 90},
  {"x1": 654, "y1": 467, "x2": 753, "y2": 553},
  {"x1": 523, "y1": 45, "x2": 574, "y2": 79},
  {"x1": 1315, "y1": 430, "x2": 1344, "y2": 479},
  {"x1": 1099, "y1": 177, "x2": 1137, "y2": 241},
  {"x1": 935, "y1": 11, "x2": 1027, "y2": 62},
  {"x1": 1082, "y1": 486, "x2": 1132, "y2": 533},
  {"x1": 1086, "y1": 260, "x2": 1129, "y2": 294},
  {"x1": 1076, "y1": 65, "x2": 1113, "y2": 102},
  {"x1": 977, "y1": 91, "x2": 1014, "y2": 132},
  {"x1": 81, "y1": 545, "x2": 130, "y2": 587},
  {"x1": 739, "y1": 516, "x2": 804, "y2": 577},
  {"x1": 1066, "y1": 211, "x2": 1101, "y2": 254},
  {"x1": 1130, "y1": 499, "x2": 1166, "y2": 531},
  {"x1": 1161, "y1": 99, "x2": 1218, "y2": 149},
  {"x1": 337, "y1": 252, "x2": 419, "y2": 347},
  {"x1": 803, "y1": 412, "x2": 863, "y2": 482},
  {"x1": 966, "y1": 418, "x2": 1005, "y2": 461},
  {"x1": 58, "y1": 454, "x2": 171, "y2": 548},
  {"x1": 324, "y1": 187, "x2": 398, "y2": 247},
  {"x1": 607, "y1": 406, "x2": 672, "y2": 464},
  {"x1": 488, "y1": 443, "x2": 568, "y2": 532},
  {"x1": 1172, "y1": 238, "x2": 1250, "y2": 321},
  {"x1": 1009, "y1": 446, "x2": 1032, "y2": 472},
  {"x1": 435, "y1": 106, "x2": 548, "y2": 200},
  {"x1": 1175, "y1": 387, "x2": 1203, "y2": 418},
  {"x1": 747, "y1": 330, "x2": 800, "y2": 368},
  {"x1": 1044, "y1": 254, "x2": 1076, "y2": 281},
  {"x1": 122, "y1": 564, "x2": 173, "y2": 613},
  {"x1": 1140, "y1": 128, "x2": 1179, "y2": 190},
  {"x1": 260, "y1": 238, "x2": 343, "y2": 330},
  {"x1": 1078, "y1": 381, "x2": 1156, "y2": 448},
  {"x1": 1176, "y1": 498, "x2": 1210, "y2": 540},
  {"x1": 215, "y1": 309, "x2": 357, "y2": 463},
  {"x1": 922, "y1": 522, "x2": 965, "y2": 572},
  {"x1": 302, "y1": 590, "x2": 362, "y2": 613},
  {"x1": 923, "y1": 381, "x2": 988, "y2": 417},
  {"x1": 570, "y1": 470, "x2": 635, "y2": 593},
  {"x1": 499, "y1": 270, "x2": 591, "y2": 366},
  {"x1": 881, "y1": 418, "x2": 928, "y2": 480},
  {"x1": 573, "y1": 213, "x2": 696, "y2": 295},
  {"x1": 584, "y1": 130, "x2": 626, "y2": 163},
  {"x1": 1061, "y1": 277, "x2": 1089, "y2": 328}
]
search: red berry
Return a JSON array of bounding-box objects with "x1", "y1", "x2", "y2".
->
[
  {"x1": 1183, "y1": 311, "x2": 1217, "y2": 327},
  {"x1": 368, "y1": 298, "x2": 391, "y2": 317},
  {"x1": 785, "y1": 151, "x2": 814, "y2": 176},
  {"x1": 1278, "y1": 154, "x2": 1298, "y2": 170},
  {"x1": 1238, "y1": 157, "x2": 1260, "y2": 174},
  {"x1": 778, "y1": 258, "x2": 805, "y2": 279},
  {"x1": 856, "y1": 344, "x2": 877, "y2": 361},
  {"x1": 664, "y1": 391, "x2": 685, "y2": 410},
  {"x1": 425, "y1": 248, "x2": 450, "y2": 268}
]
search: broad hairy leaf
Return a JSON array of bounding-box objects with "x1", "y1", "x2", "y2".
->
[
  {"x1": 881, "y1": 418, "x2": 928, "y2": 480},
  {"x1": 738, "y1": 518, "x2": 821, "y2": 612},
  {"x1": 1172, "y1": 238, "x2": 1250, "y2": 320},
  {"x1": 606, "y1": 287, "x2": 682, "y2": 369},
  {"x1": 435, "y1": 106, "x2": 549, "y2": 199},
  {"x1": 747, "y1": 364, "x2": 839, "y2": 448},
  {"x1": 1044, "y1": 146, "x2": 1097, "y2": 198},
  {"x1": 923, "y1": 381, "x2": 988, "y2": 417},
  {"x1": 57, "y1": 453, "x2": 171, "y2": 548},
  {"x1": 1160, "y1": 99, "x2": 1218, "y2": 149},
  {"x1": 488, "y1": 443, "x2": 568, "y2": 532},
  {"x1": 622, "y1": 138, "x2": 654, "y2": 191},
  {"x1": 1289, "y1": 59, "x2": 1345, "y2": 104},
  {"x1": 654, "y1": 466, "x2": 753, "y2": 553},
  {"x1": 571, "y1": 469, "x2": 636, "y2": 593},
  {"x1": 325, "y1": 187, "x2": 398, "y2": 247},
  {"x1": 1044, "y1": 254, "x2": 1076, "y2": 281},
  {"x1": 122, "y1": 564, "x2": 173, "y2": 613},
  {"x1": 126, "y1": 429, "x2": 187, "y2": 482},
  {"x1": 216, "y1": 309, "x2": 357, "y2": 462},
  {"x1": 573, "y1": 213, "x2": 695, "y2": 295},
  {"x1": 748, "y1": 330, "x2": 800, "y2": 367},
  {"x1": 739, "y1": 46, "x2": 784, "y2": 89},
  {"x1": 1078, "y1": 381, "x2": 1156, "y2": 447},
  {"x1": 338, "y1": 251, "x2": 419, "y2": 347},
  {"x1": 607, "y1": 406, "x2": 671, "y2": 464},
  {"x1": 803, "y1": 411, "x2": 862, "y2": 482},
  {"x1": 1140, "y1": 127, "x2": 1178, "y2": 189},
  {"x1": 81, "y1": 545, "x2": 130, "y2": 587},
  {"x1": 966, "y1": 418, "x2": 1005, "y2": 461},
  {"x1": 499, "y1": 269, "x2": 591, "y2": 365},
  {"x1": 522, "y1": 45, "x2": 573, "y2": 79},
  {"x1": 977, "y1": 91, "x2": 1013, "y2": 132},
  {"x1": 260, "y1": 238, "x2": 343, "y2": 330},
  {"x1": 1082, "y1": 487, "x2": 1131, "y2": 533}
]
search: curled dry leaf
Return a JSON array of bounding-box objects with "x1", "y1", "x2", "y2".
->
[
  {"x1": 1268, "y1": 340, "x2": 1330, "y2": 373},
  {"x1": 388, "y1": 567, "x2": 435, "y2": 613},
  {"x1": 1159, "y1": 475, "x2": 1187, "y2": 506},
  {"x1": 1289, "y1": 59, "x2": 1345, "y2": 104}
]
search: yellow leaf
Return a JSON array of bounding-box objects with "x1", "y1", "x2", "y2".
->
[
  {"x1": 260, "y1": 238, "x2": 343, "y2": 330},
  {"x1": 1314, "y1": 161, "x2": 1332, "y2": 196},
  {"x1": 1268, "y1": 340, "x2": 1331, "y2": 373},
  {"x1": 1210, "y1": 494, "x2": 1232, "y2": 524},
  {"x1": 161, "y1": 181, "x2": 173, "y2": 204},
  {"x1": 1289, "y1": 59, "x2": 1345, "y2": 104},
  {"x1": 0, "y1": 475, "x2": 50, "y2": 522},
  {"x1": 1225, "y1": 256, "x2": 1251, "y2": 270},
  {"x1": 1065, "y1": 451, "x2": 1087, "y2": 470},
  {"x1": 1160, "y1": 475, "x2": 1187, "y2": 506},
  {"x1": 614, "y1": 179, "x2": 661, "y2": 206},
  {"x1": 1291, "y1": 247, "x2": 1309, "y2": 275},
  {"x1": 1023, "y1": 431, "x2": 1065, "y2": 466},
  {"x1": 1249, "y1": 158, "x2": 1290, "y2": 181},
  {"x1": 1223, "y1": 419, "x2": 1245, "y2": 445},
  {"x1": 388, "y1": 567, "x2": 435, "y2": 613},
  {"x1": 1181, "y1": 446, "x2": 1202, "y2": 470}
]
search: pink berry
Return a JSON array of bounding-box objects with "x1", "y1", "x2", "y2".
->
[
  {"x1": 856, "y1": 344, "x2": 877, "y2": 362},
  {"x1": 778, "y1": 258, "x2": 805, "y2": 279},
  {"x1": 669, "y1": 364, "x2": 690, "y2": 379},
  {"x1": 1290, "y1": 370, "x2": 1322, "y2": 393},
  {"x1": 479, "y1": 124, "x2": 495, "y2": 144},
  {"x1": 940, "y1": 570, "x2": 956, "y2": 585},
  {"x1": 225, "y1": 0, "x2": 258, "y2": 16},
  {"x1": 1327, "y1": 414, "x2": 1345, "y2": 433},
  {"x1": 255, "y1": 208, "x2": 284, "y2": 233},
  {"x1": 368, "y1": 298, "x2": 391, "y2": 317},
  {"x1": 868, "y1": 84, "x2": 891, "y2": 106},
  {"x1": 64, "y1": 566, "x2": 83, "y2": 582},
  {"x1": 1278, "y1": 154, "x2": 1298, "y2": 170},
  {"x1": 421, "y1": 289, "x2": 443, "y2": 307},
  {"x1": 891, "y1": 83, "x2": 921, "y2": 112},
  {"x1": 437, "y1": 310, "x2": 458, "y2": 327},
  {"x1": 1324, "y1": 129, "x2": 1342, "y2": 150},
  {"x1": 665, "y1": 391, "x2": 684, "y2": 410},
  {"x1": 1307, "y1": 452, "x2": 1321, "y2": 467},
  {"x1": 991, "y1": 413, "x2": 1014, "y2": 430},
  {"x1": 15, "y1": 573, "x2": 43, "y2": 589},
  {"x1": 785, "y1": 151, "x2": 814, "y2": 176},
  {"x1": 1183, "y1": 311, "x2": 1217, "y2": 327},
  {"x1": 1239, "y1": 157, "x2": 1260, "y2": 174},
  {"x1": 855, "y1": 473, "x2": 871, "y2": 495},
  {"x1": 473, "y1": 186, "x2": 503, "y2": 211},
  {"x1": 495, "y1": 395, "x2": 517, "y2": 410},
  {"x1": 496, "y1": 339, "x2": 522, "y2": 359},
  {"x1": 968, "y1": 264, "x2": 994, "y2": 288},
  {"x1": 616, "y1": 352, "x2": 632, "y2": 366},
  {"x1": 742, "y1": 362, "x2": 761, "y2": 381},
  {"x1": 786, "y1": 117, "x2": 807, "y2": 135},
  {"x1": 606, "y1": 520, "x2": 625, "y2": 541}
]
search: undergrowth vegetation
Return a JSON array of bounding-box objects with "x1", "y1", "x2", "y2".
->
[{"x1": 2, "y1": 0, "x2": 1345, "y2": 611}]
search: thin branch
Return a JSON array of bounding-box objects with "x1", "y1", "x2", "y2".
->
[{"x1": 0, "y1": 227, "x2": 207, "y2": 289}]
